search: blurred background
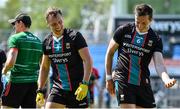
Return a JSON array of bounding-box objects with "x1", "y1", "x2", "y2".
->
[{"x1": 0, "y1": 0, "x2": 180, "y2": 108}]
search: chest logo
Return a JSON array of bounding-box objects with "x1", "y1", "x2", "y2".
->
[
  {"x1": 124, "y1": 34, "x2": 131, "y2": 38},
  {"x1": 148, "y1": 40, "x2": 153, "y2": 46},
  {"x1": 46, "y1": 46, "x2": 51, "y2": 50},
  {"x1": 66, "y1": 43, "x2": 70, "y2": 49}
]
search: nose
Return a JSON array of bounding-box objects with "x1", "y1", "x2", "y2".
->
[
  {"x1": 137, "y1": 23, "x2": 143, "y2": 29},
  {"x1": 57, "y1": 22, "x2": 62, "y2": 28}
]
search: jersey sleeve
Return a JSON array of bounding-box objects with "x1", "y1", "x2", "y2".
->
[
  {"x1": 113, "y1": 25, "x2": 124, "y2": 44},
  {"x1": 8, "y1": 35, "x2": 18, "y2": 49},
  {"x1": 42, "y1": 38, "x2": 49, "y2": 55},
  {"x1": 74, "y1": 32, "x2": 87, "y2": 50},
  {"x1": 154, "y1": 36, "x2": 163, "y2": 53}
]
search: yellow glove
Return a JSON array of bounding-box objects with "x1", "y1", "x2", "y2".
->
[
  {"x1": 36, "y1": 92, "x2": 45, "y2": 107},
  {"x1": 74, "y1": 83, "x2": 88, "y2": 101}
]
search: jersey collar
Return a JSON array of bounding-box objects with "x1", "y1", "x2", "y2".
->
[{"x1": 53, "y1": 35, "x2": 63, "y2": 42}]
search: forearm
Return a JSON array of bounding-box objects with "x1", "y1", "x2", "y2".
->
[
  {"x1": 38, "y1": 67, "x2": 49, "y2": 89},
  {"x1": 2, "y1": 63, "x2": 13, "y2": 75},
  {"x1": 105, "y1": 53, "x2": 113, "y2": 75},
  {"x1": 155, "y1": 64, "x2": 170, "y2": 83},
  {"x1": 83, "y1": 58, "x2": 93, "y2": 83},
  {"x1": 105, "y1": 57, "x2": 112, "y2": 75},
  {"x1": 105, "y1": 39, "x2": 118, "y2": 76},
  {"x1": 2, "y1": 48, "x2": 18, "y2": 75},
  {"x1": 153, "y1": 52, "x2": 171, "y2": 83}
]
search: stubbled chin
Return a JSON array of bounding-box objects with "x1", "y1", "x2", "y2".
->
[
  {"x1": 53, "y1": 30, "x2": 61, "y2": 36},
  {"x1": 137, "y1": 28, "x2": 147, "y2": 33}
]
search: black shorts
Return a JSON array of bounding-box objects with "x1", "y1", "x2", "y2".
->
[
  {"x1": 2, "y1": 82, "x2": 37, "y2": 108},
  {"x1": 47, "y1": 87, "x2": 89, "y2": 108},
  {"x1": 114, "y1": 80, "x2": 156, "y2": 108}
]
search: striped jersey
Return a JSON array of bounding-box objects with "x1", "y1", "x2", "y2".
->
[
  {"x1": 43, "y1": 28, "x2": 87, "y2": 91},
  {"x1": 8, "y1": 31, "x2": 42, "y2": 83},
  {"x1": 113, "y1": 23, "x2": 163, "y2": 86}
]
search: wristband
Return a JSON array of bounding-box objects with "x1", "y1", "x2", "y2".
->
[
  {"x1": 82, "y1": 80, "x2": 89, "y2": 85},
  {"x1": 36, "y1": 89, "x2": 45, "y2": 94},
  {"x1": 106, "y1": 74, "x2": 112, "y2": 81}
]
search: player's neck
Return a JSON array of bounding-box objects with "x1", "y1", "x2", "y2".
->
[{"x1": 136, "y1": 27, "x2": 149, "y2": 35}]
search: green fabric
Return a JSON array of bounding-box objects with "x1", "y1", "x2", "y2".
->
[{"x1": 8, "y1": 31, "x2": 42, "y2": 83}]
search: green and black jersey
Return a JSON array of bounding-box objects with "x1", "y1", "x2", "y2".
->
[{"x1": 8, "y1": 31, "x2": 42, "y2": 83}]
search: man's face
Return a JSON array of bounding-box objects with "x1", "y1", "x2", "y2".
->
[
  {"x1": 13, "y1": 21, "x2": 22, "y2": 33},
  {"x1": 135, "y1": 15, "x2": 151, "y2": 32},
  {"x1": 47, "y1": 14, "x2": 64, "y2": 36}
]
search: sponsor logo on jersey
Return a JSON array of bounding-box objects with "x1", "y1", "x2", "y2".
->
[
  {"x1": 124, "y1": 34, "x2": 132, "y2": 38},
  {"x1": 79, "y1": 102, "x2": 87, "y2": 106},
  {"x1": 26, "y1": 35, "x2": 37, "y2": 40}
]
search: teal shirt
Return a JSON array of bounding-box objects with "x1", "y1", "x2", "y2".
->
[{"x1": 8, "y1": 31, "x2": 42, "y2": 83}]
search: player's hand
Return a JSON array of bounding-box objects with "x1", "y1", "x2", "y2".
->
[
  {"x1": 164, "y1": 78, "x2": 177, "y2": 88},
  {"x1": 36, "y1": 92, "x2": 45, "y2": 107},
  {"x1": 74, "y1": 83, "x2": 88, "y2": 101},
  {"x1": 1, "y1": 74, "x2": 8, "y2": 90},
  {"x1": 106, "y1": 79, "x2": 115, "y2": 96}
]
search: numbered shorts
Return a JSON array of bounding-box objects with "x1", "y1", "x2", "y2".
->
[{"x1": 114, "y1": 80, "x2": 156, "y2": 108}]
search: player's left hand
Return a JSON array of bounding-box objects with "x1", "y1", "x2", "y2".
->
[
  {"x1": 36, "y1": 92, "x2": 45, "y2": 107},
  {"x1": 164, "y1": 78, "x2": 177, "y2": 88},
  {"x1": 74, "y1": 83, "x2": 88, "y2": 101},
  {"x1": 1, "y1": 74, "x2": 9, "y2": 90}
]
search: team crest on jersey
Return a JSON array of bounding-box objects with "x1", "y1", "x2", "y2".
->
[
  {"x1": 46, "y1": 46, "x2": 51, "y2": 50},
  {"x1": 66, "y1": 43, "x2": 70, "y2": 49},
  {"x1": 124, "y1": 34, "x2": 131, "y2": 38},
  {"x1": 148, "y1": 40, "x2": 153, "y2": 46},
  {"x1": 120, "y1": 94, "x2": 124, "y2": 101}
]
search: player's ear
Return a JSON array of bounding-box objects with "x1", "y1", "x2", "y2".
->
[
  {"x1": 46, "y1": 20, "x2": 50, "y2": 28},
  {"x1": 46, "y1": 20, "x2": 48, "y2": 25}
]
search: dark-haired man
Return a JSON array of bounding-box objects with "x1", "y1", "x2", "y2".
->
[
  {"x1": 105, "y1": 4, "x2": 176, "y2": 108},
  {"x1": 36, "y1": 7, "x2": 92, "y2": 108},
  {"x1": 1, "y1": 13, "x2": 42, "y2": 108}
]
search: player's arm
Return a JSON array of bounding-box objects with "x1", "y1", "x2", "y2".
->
[
  {"x1": 105, "y1": 38, "x2": 119, "y2": 77},
  {"x1": 153, "y1": 52, "x2": 176, "y2": 88},
  {"x1": 2, "y1": 48, "x2": 18, "y2": 75},
  {"x1": 79, "y1": 47, "x2": 93, "y2": 83},
  {"x1": 105, "y1": 38, "x2": 119, "y2": 95},
  {"x1": 37, "y1": 54, "x2": 51, "y2": 90},
  {"x1": 36, "y1": 54, "x2": 50, "y2": 107},
  {"x1": 74, "y1": 47, "x2": 92, "y2": 101}
]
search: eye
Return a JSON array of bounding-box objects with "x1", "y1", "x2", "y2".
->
[
  {"x1": 58, "y1": 20, "x2": 62, "y2": 24},
  {"x1": 141, "y1": 22, "x2": 146, "y2": 25},
  {"x1": 51, "y1": 23, "x2": 57, "y2": 27}
]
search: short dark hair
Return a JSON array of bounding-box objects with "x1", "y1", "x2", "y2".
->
[
  {"x1": 134, "y1": 4, "x2": 153, "y2": 19},
  {"x1": 8, "y1": 13, "x2": 31, "y2": 28},
  {"x1": 45, "y1": 7, "x2": 62, "y2": 21}
]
